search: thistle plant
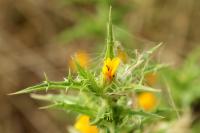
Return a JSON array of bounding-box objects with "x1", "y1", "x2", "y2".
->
[{"x1": 10, "y1": 7, "x2": 165, "y2": 133}]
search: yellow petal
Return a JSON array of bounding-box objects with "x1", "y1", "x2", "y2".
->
[
  {"x1": 74, "y1": 115, "x2": 99, "y2": 133},
  {"x1": 138, "y1": 92, "x2": 157, "y2": 111},
  {"x1": 69, "y1": 51, "x2": 90, "y2": 72},
  {"x1": 102, "y1": 58, "x2": 111, "y2": 74},
  {"x1": 102, "y1": 64, "x2": 108, "y2": 74},
  {"x1": 110, "y1": 57, "x2": 120, "y2": 76},
  {"x1": 104, "y1": 58, "x2": 111, "y2": 65},
  {"x1": 102, "y1": 57, "x2": 120, "y2": 81},
  {"x1": 117, "y1": 48, "x2": 128, "y2": 63},
  {"x1": 145, "y1": 72, "x2": 157, "y2": 86}
]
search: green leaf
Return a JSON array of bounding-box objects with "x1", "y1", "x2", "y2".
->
[
  {"x1": 134, "y1": 84, "x2": 161, "y2": 93},
  {"x1": 143, "y1": 42, "x2": 163, "y2": 59},
  {"x1": 125, "y1": 108, "x2": 164, "y2": 119},
  {"x1": 146, "y1": 43, "x2": 163, "y2": 55},
  {"x1": 31, "y1": 94, "x2": 77, "y2": 104},
  {"x1": 31, "y1": 93, "x2": 97, "y2": 117},
  {"x1": 74, "y1": 58, "x2": 88, "y2": 78},
  {"x1": 40, "y1": 102, "x2": 96, "y2": 117},
  {"x1": 74, "y1": 59, "x2": 101, "y2": 95},
  {"x1": 9, "y1": 81, "x2": 82, "y2": 95},
  {"x1": 90, "y1": 102, "x2": 107, "y2": 125}
]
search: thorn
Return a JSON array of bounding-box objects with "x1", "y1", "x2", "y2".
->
[
  {"x1": 39, "y1": 106, "x2": 49, "y2": 110},
  {"x1": 68, "y1": 68, "x2": 72, "y2": 81},
  {"x1": 64, "y1": 77, "x2": 70, "y2": 93},
  {"x1": 64, "y1": 78, "x2": 68, "y2": 82},
  {"x1": 65, "y1": 87, "x2": 69, "y2": 93},
  {"x1": 8, "y1": 90, "x2": 24, "y2": 95},
  {"x1": 43, "y1": 72, "x2": 49, "y2": 92},
  {"x1": 8, "y1": 92, "x2": 17, "y2": 96},
  {"x1": 44, "y1": 72, "x2": 48, "y2": 81},
  {"x1": 68, "y1": 68, "x2": 71, "y2": 76}
]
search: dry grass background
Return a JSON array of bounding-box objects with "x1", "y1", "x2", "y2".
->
[{"x1": 0, "y1": 0, "x2": 199, "y2": 133}]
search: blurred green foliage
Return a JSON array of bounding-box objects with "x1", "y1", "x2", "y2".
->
[
  {"x1": 161, "y1": 46, "x2": 200, "y2": 133},
  {"x1": 58, "y1": 0, "x2": 134, "y2": 47},
  {"x1": 161, "y1": 47, "x2": 200, "y2": 108}
]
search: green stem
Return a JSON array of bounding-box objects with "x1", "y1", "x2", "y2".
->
[
  {"x1": 105, "y1": 6, "x2": 114, "y2": 59},
  {"x1": 109, "y1": 124, "x2": 116, "y2": 133}
]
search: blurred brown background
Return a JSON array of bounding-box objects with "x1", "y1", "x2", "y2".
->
[{"x1": 0, "y1": 0, "x2": 199, "y2": 133}]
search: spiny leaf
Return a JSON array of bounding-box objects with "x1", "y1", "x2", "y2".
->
[
  {"x1": 122, "y1": 84, "x2": 161, "y2": 93},
  {"x1": 74, "y1": 59, "x2": 101, "y2": 94},
  {"x1": 39, "y1": 102, "x2": 96, "y2": 117},
  {"x1": 125, "y1": 108, "x2": 164, "y2": 119},
  {"x1": 9, "y1": 81, "x2": 82, "y2": 95},
  {"x1": 31, "y1": 94, "x2": 77, "y2": 104},
  {"x1": 146, "y1": 42, "x2": 163, "y2": 55},
  {"x1": 144, "y1": 63, "x2": 169, "y2": 74},
  {"x1": 154, "y1": 108, "x2": 180, "y2": 117},
  {"x1": 142, "y1": 42, "x2": 163, "y2": 59},
  {"x1": 74, "y1": 58, "x2": 88, "y2": 78},
  {"x1": 90, "y1": 102, "x2": 107, "y2": 125},
  {"x1": 134, "y1": 84, "x2": 161, "y2": 93}
]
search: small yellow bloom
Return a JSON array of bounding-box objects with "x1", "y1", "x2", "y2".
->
[
  {"x1": 69, "y1": 51, "x2": 90, "y2": 72},
  {"x1": 117, "y1": 46, "x2": 128, "y2": 63},
  {"x1": 102, "y1": 57, "x2": 120, "y2": 81},
  {"x1": 138, "y1": 92, "x2": 157, "y2": 111},
  {"x1": 145, "y1": 72, "x2": 157, "y2": 86},
  {"x1": 74, "y1": 115, "x2": 99, "y2": 133}
]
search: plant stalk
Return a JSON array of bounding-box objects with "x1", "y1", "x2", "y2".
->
[{"x1": 105, "y1": 6, "x2": 114, "y2": 59}]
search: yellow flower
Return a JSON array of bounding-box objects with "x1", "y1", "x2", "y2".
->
[
  {"x1": 117, "y1": 45, "x2": 128, "y2": 63},
  {"x1": 69, "y1": 51, "x2": 90, "y2": 72},
  {"x1": 74, "y1": 115, "x2": 99, "y2": 133},
  {"x1": 102, "y1": 57, "x2": 120, "y2": 81},
  {"x1": 138, "y1": 92, "x2": 157, "y2": 111},
  {"x1": 145, "y1": 72, "x2": 157, "y2": 86}
]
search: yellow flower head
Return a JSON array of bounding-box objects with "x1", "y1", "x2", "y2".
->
[
  {"x1": 138, "y1": 92, "x2": 157, "y2": 111},
  {"x1": 145, "y1": 72, "x2": 157, "y2": 86},
  {"x1": 69, "y1": 51, "x2": 90, "y2": 72},
  {"x1": 74, "y1": 115, "x2": 99, "y2": 133},
  {"x1": 102, "y1": 57, "x2": 120, "y2": 81},
  {"x1": 117, "y1": 45, "x2": 128, "y2": 63}
]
